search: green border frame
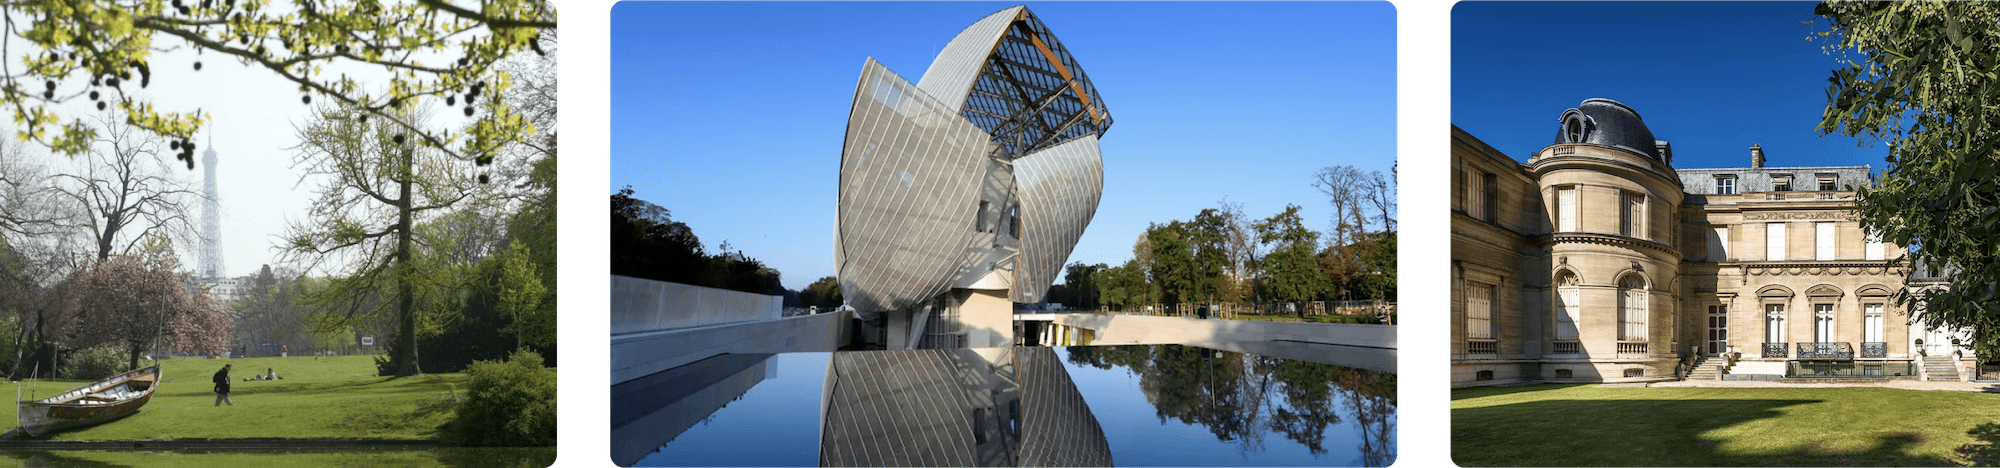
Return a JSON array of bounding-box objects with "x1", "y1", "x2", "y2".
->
[{"x1": 548, "y1": 1, "x2": 1456, "y2": 466}]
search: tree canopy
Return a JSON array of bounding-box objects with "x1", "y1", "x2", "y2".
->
[
  {"x1": 2, "y1": 0, "x2": 554, "y2": 167},
  {"x1": 1816, "y1": 0, "x2": 2000, "y2": 356}
]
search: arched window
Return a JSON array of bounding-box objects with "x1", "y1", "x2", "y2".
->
[
  {"x1": 1554, "y1": 271, "x2": 1581, "y2": 342},
  {"x1": 1619, "y1": 275, "x2": 1648, "y2": 342}
]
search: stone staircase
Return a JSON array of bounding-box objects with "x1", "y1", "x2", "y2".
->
[
  {"x1": 1686, "y1": 356, "x2": 1729, "y2": 380},
  {"x1": 1923, "y1": 355, "x2": 1961, "y2": 381}
]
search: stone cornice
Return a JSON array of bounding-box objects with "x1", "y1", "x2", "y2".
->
[
  {"x1": 1539, "y1": 232, "x2": 1683, "y2": 257},
  {"x1": 1736, "y1": 261, "x2": 1908, "y2": 277}
]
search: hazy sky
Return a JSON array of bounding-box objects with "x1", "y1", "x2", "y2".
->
[
  {"x1": 1452, "y1": 1, "x2": 1883, "y2": 170},
  {"x1": 24, "y1": 27, "x2": 495, "y2": 279},
  {"x1": 610, "y1": 1, "x2": 1398, "y2": 290}
]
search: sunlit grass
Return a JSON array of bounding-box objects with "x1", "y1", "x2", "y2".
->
[
  {"x1": 1453, "y1": 384, "x2": 2000, "y2": 466},
  {"x1": 6, "y1": 355, "x2": 469, "y2": 440}
]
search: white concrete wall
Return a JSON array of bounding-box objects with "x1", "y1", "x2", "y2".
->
[
  {"x1": 610, "y1": 311, "x2": 849, "y2": 385},
  {"x1": 611, "y1": 275, "x2": 782, "y2": 335}
]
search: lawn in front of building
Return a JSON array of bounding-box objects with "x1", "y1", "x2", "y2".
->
[
  {"x1": 1453, "y1": 384, "x2": 2000, "y2": 466},
  {"x1": 5, "y1": 355, "x2": 465, "y2": 440}
]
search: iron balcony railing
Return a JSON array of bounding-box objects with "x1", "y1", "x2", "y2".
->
[
  {"x1": 1796, "y1": 342, "x2": 1855, "y2": 360},
  {"x1": 1763, "y1": 342, "x2": 1787, "y2": 358},
  {"x1": 1861, "y1": 342, "x2": 1888, "y2": 358}
]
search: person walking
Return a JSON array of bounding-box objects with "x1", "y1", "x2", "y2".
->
[{"x1": 213, "y1": 363, "x2": 234, "y2": 406}]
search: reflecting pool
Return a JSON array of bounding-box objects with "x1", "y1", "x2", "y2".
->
[{"x1": 614, "y1": 343, "x2": 1395, "y2": 467}]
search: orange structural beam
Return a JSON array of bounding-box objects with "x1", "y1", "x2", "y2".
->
[{"x1": 1014, "y1": 21, "x2": 1101, "y2": 124}]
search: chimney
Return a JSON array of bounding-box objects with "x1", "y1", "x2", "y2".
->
[{"x1": 1750, "y1": 144, "x2": 1765, "y2": 168}]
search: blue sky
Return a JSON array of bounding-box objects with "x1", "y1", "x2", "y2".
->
[
  {"x1": 1453, "y1": 2, "x2": 1883, "y2": 170},
  {"x1": 611, "y1": 2, "x2": 1397, "y2": 290}
]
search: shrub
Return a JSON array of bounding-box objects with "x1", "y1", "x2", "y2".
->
[
  {"x1": 62, "y1": 346, "x2": 128, "y2": 381},
  {"x1": 444, "y1": 349, "x2": 555, "y2": 446}
]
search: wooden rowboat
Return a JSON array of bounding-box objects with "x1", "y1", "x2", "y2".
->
[{"x1": 17, "y1": 365, "x2": 160, "y2": 437}]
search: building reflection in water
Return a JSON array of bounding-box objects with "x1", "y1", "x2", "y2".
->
[
  {"x1": 615, "y1": 344, "x2": 1391, "y2": 467},
  {"x1": 819, "y1": 347, "x2": 1112, "y2": 467}
]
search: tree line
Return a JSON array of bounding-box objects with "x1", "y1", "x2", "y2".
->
[{"x1": 1045, "y1": 165, "x2": 1396, "y2": 318}]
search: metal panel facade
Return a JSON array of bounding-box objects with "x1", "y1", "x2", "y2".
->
[
  {"x1": 836, "y1": 59, "x2": 998, "y2": 312},
  {"x1": 1010, "y1": 135, "x2": 1103, "y2": 303},
  {"x1": 838, "y1": 6, "x2": 1109, "y2": 314}
]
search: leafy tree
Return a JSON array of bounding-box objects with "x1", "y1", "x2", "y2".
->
[
  {"x1": 1256, "y1": 205, "x2": 1325, "y2": 318},
  {"x1": 0, "y1": 0, "x2": 554, "y2": 166},
  {"x1": 281, "y1": 105, "x2": 477, "y2": 376},
  {"x1": 610, "y1": 187, "x2": 704, "y2": 283},
  {"x1": 799, "y1": 275, "x2": 843, "y2": 309},
  {"x1": 1143, "y1": 221, "x2": 1195, "y2": 308},
  {"x1": 1060, "y1": 262, "x2": 1106, "y2": 310},
  {"x1": 495, "y1": 239, "x2": 548, "y2": 349},
  {"x1": 1815, "y1": 0, "x2": 2000, "y2": 356},
  {"x1": 1349, "y1": 231, "x2": 1397, "y2": 301}
]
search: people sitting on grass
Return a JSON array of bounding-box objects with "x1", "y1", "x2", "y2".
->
[{"x1": 242, "y1": 368, "x2": 283, "y2": 381}]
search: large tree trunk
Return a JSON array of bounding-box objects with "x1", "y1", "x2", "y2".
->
[{"x1": 394, "y1": 149, "x2": 421, "y2": 377}]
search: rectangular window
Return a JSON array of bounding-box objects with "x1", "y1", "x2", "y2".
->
[
  {"x1": 1767, "y1": 223, "x2": 1787, "y2": 261},
  {"x1": 1483, "y1": 172, "x2": 1498, "y2": 222},
  {"x1": 1773, "y1": 175, "x2": 1793, "y2": 192},
  {"x1": 1865, "y1": 231, "x2": 1884, "y2": 260},
  {"x1": 1465, "y1": 168, "x2": 1487, "y2": 221},
  {"x1": 1814, "y1": 304, "x2": 1835, "y2": 343},
  {"x1": 1708, "y1": 226, "x2": 1728, "y2": 261},
  {"x1": 1707, "y1": 305, "x2": 1729, "y2": 354},
  {"x1": 1864, "y1": 304, "x2": 1883, "y2": 343},
  {"x1": 1467, "y1": 283, "x2": 1494, "y2": 340},
  {"x1": 1557, "y1": 187, "x2": 1577, "y2": 232},
  {"x1": 1621, "y1": 192, "x2": 1646, "y2": 238},
  {"x1": 1818, "y1": 174, "x2": 1837, "y2": 191},
  {"x1": 1766, "y1": 304, "x2": 1786, "y2": 344},
  {"x1": 1621, "y1": 288, "x2": 1648, "y2": 341},
  {"x1": 1556, "y1": 285, "x2": 1580, "y2": 341},
  {"x1": 1716, "y1": 176, "x2": 1737, "y2": 195},
  {"x1": 1816, "y1": 222, "x2": 1835, "y2": 260}
]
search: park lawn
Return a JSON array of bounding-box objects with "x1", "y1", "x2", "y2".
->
[
  {"x1": 37, "y1": 447, "x2": 556, "y2": 467},
  {"x1": 1453, "y1": 384, "x2": 2000, "y2": 466},
  {"x1": 6, "y1": 355, "x2": 468, "y2": 441}
]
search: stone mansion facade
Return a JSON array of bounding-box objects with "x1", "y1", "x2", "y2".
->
[{"x1": 1450, "y1": 98, "x2": 1977, "y2": 387}]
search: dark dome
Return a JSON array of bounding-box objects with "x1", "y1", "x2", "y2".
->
[{"x1": 1552, "y1": 98, "x2": 1661, "y2": 161}]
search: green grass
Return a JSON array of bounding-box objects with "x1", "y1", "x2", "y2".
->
[
  {"x1": 1453, "y1": 384, "x2": 2000, "y2": 466},
  {"x1": 6, "y1": 355, "x2": 469, "y2": 441},
  {"x1": 10, "y1": 448, "x2": 557, "y2": 467}
]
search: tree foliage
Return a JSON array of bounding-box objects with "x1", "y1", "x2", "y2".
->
[
  {"x1": 281, "y1": 105, "x2": 476, "y2": 376},
  {"x1": 1, "y1": 0, "x2": 554, "y2": 166},
  {"x1": 1816, "y1": 0, "x2": 2000, "y2": 356},
  {"x1": 610, "y1": 187, "x2": 785, "y2": 296},
  {"x1": 1256, "y1": 205, "x2": 1326, "y2": 313}
]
